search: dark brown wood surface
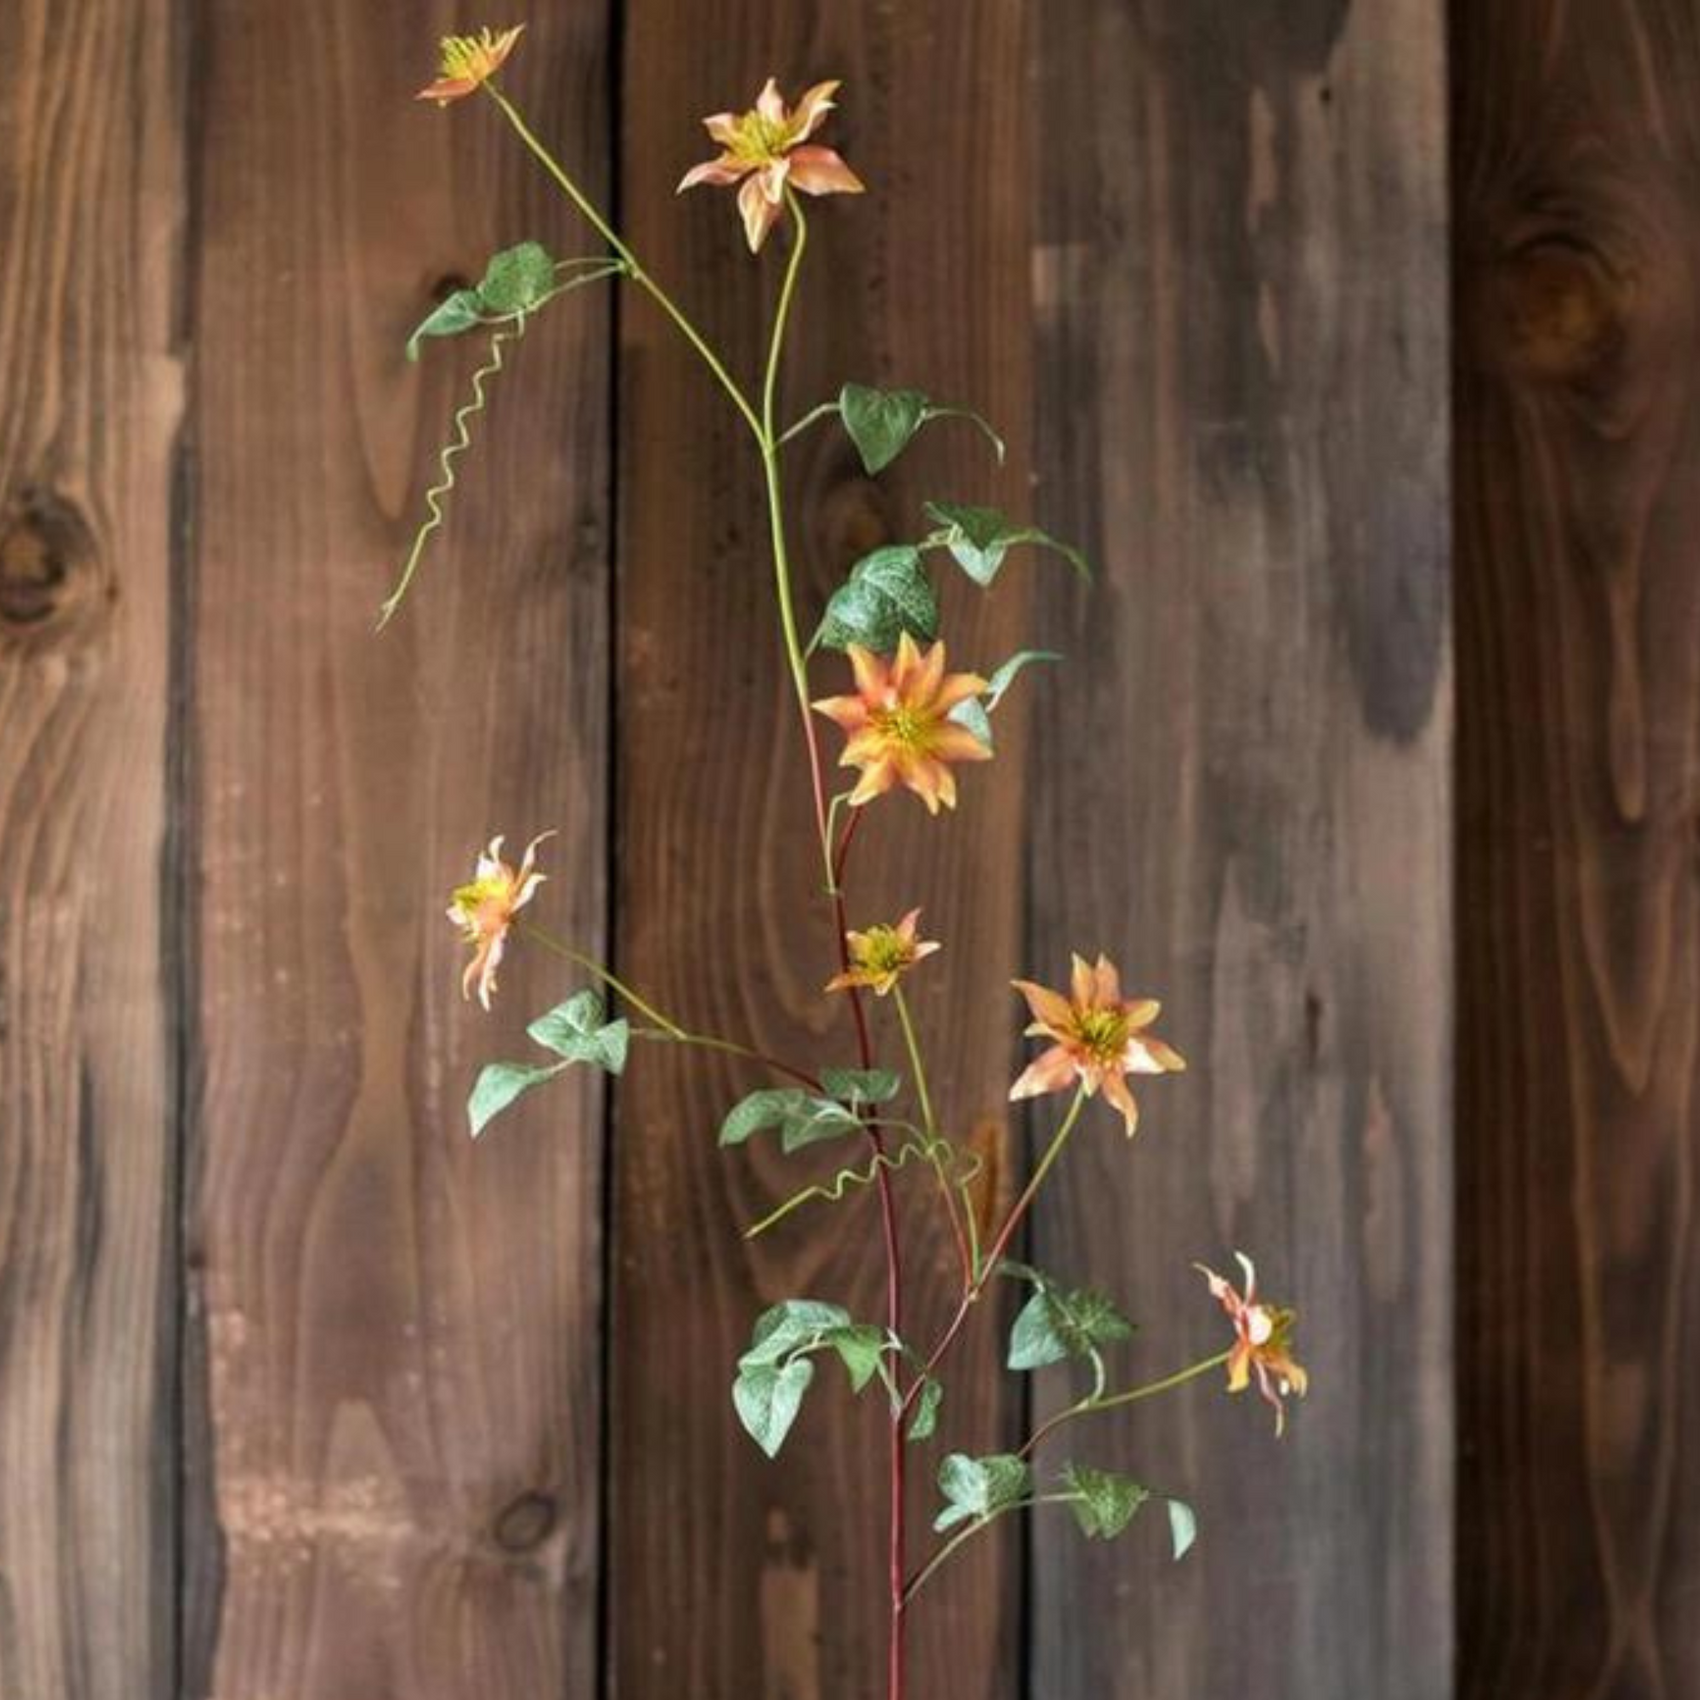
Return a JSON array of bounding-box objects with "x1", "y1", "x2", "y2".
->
[
  {"x1": 1027, "y1": 4, "x2": 1452, "y2": 1699},
  {"x1": 612, "y1": 9, "x2": 1033, "y2": 1700},
  {"x1": 185, "y1": 6, "x2": 612, "y2": 1696},
  {"x1": 1456, "y1": 4, "x2": 1700, "y2": 1695},
  {"x1": 0, "y1": 5, "x2": 184, "y2": 1696}
]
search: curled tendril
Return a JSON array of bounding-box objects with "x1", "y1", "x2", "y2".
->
[
  {"x1": 745, "y1": 1135, "x2": 982, "y2": 1240},
  {"x1": 378, "y1": 317, "x2": 527, "y2": 629},
  {"x1": 379, "y1": 258, "x2": 625, "y2": 629}
]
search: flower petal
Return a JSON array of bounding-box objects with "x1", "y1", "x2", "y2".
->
[
  {"x1": 756, "y1": 76, "x2": 787, "y2": 124},
  {"x1": 788, "y1": 144, "x2": 864, "y2": 196},
  {"x1": 1009, "y1": 1045, "x2": 1079, "y2": 1102},
  {"x1": 1070, "y1": 953, "x2": 1097, "y2": 1007},
  {"x1": 1012, "y1": 978, "x2": 1074, "y2": 1031},
  {"x1": 788, "y1": 79, "x2": 842, "y2": 141},
  {"x1": 812, "y1": 693, "x2": 869, "y2": 730},
  {"x1": 739, "y1": 174, "x2": 783, "y2": 251},
  {"x1": 678, "y1": 155, "x2": 748, "y2": 192},
  {"x1": 1100, "y1": 1068, "x2": 1141, "y2": 1136}
]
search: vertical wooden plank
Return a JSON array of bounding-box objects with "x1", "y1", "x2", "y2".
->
[
  {"x1": 1029, "y1": 4, "x2": 1451, "y2": 1698},
  {"x1": 1456, "y1": 5, "x2": 1700, "y2": 1695},
  {"x1": 613, "y1": 8, "x2": 1031, "y2": 1699},
  {"x1": 189, "y1": 7, "x2": 611, "y2": 1695},
  {"x1": 0, "y1": 3, "x2": 184, "y2": 1697}
]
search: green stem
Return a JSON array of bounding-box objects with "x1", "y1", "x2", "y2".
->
[
  {"x1": 894, "y1": 984, "x2": 971, "y2": 1283},
  {"x1": 517, "y1": 922, "x2": 687, "y2": 1040},
  {"x1": 485, "y1": 84, "x2": 764, "y2": 443},
  {"x1": 892, "y1": 986, "x2": 936, "y2": 1137},
  {"x1": 1018, "y1": 1350, "x2": 1234, "y2": 1461},
  {"x1": 902, "y1": 1495, "x2": 1075, "y2": 1604},
  {"x1": 631, "y1": 1027, "x2": 823, "y2": 1093}
]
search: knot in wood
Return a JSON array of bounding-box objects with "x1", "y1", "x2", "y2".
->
[
  {"x1": 1487, "y1": 240, "x2": 1624, "y2": 383},
  {"x1": 492, "y1": 1489, "x2": 557, "y2": 1553},
  {"x1": 0, "y1": 487, "x2": 111, "y2": 654}
]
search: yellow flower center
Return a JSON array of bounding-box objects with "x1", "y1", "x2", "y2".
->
[
  {"x1": 450, "y1": 874, "x2": 511, "y2": 930},
  {"x1": 1071, "y1": 1006, "x2": 1130, "y2": 1063},
  {"x1": 731, "y1": 111, "x2": 793, "y2": 161},
  {"x1": 854, "y1": 926, "x2": 911, "y2": 975},
  {"x1": 871, "y1": 703, "x2": 936, "y2": 754},
  {"x1": 438, "y1": 30, "x2": 501, "y2": 79}
]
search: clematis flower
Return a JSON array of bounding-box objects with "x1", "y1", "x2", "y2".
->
[
  {"x1": 812, "y1": 634, "x2": 990, "y2": 815},
  {"x1": 678, "y1": 76, "x2": 864, "y2": 252},
  {"x1": 416, "y1": 25, "x2": 525, "y2": 106},
  {"x1": 1194, "y1": 1253, "x2": 1309, "y2": 1436},
  {"x1": 446, "y1": 831, "x2": 552, "y2": 1009},
  {"x1": 1008, "y1": 953, "x2": 1185, "y2": 1136},
  {"x1": 826, "y1": 908, "x2": 940, "y2": 996}
]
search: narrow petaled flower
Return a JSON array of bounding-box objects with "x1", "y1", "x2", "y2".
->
[
  {"x1": 1194, "y1": 1253, "x2": 1309, "y2": 1436},
  {"x1": 1008, "y1": 953, "x2": 1185, "y2": 1135},
  {"x1": 826, "y1": 908, "x2": 940, "y2": 997},
  {"x1": 416, "y1": 25, "x2": 525, "y2": 106},
  {"x1": 678, "y1": 76, "x2": 864, "y2": 252},
  {"x1": 812, "y1": 634, "x2": 990, "y2": 815},
  {"x1": 446, "y1": 831, "x2": 552, "y2": 1009}
]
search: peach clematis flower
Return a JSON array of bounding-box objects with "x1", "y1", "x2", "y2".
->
[
  {"x1": 1195, "y1": 1253, "x2": 1309, "y2": 1436},
  {"x1": 826, "y1": 908, "x2": 940, "y2": 997},
  {"x1": 1008, "y1": 953, "x2": 1185, "y2": 1136},
  {"x1": 416, "y1": 25, "x2": 525, "y2": 106},
  {"x1": 812, "y1": 634, "x2": 990, "y2": 815},
  {"x1": 678, "y1": 76, "x2": 864, "y2": 252},
  {"x1": 446, "y1": 831, "x2": 552, "y2": 1009}
]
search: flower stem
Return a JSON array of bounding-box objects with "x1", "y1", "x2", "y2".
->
[
  {"x1": 485, "y1": 85, "x2": 764, "y2": 444},
  {"x1": 894, "y1": 985, "x2": 971, "y2": 1284},
  {"x1": 1017, "y1": 1349, "x2": 1233, "y2": 1460},
  {"x1": 518, "y1": 922, "x2": 687, "y2": 1039}
]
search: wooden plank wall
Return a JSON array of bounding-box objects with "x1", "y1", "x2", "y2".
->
[
  {"x1": 1028, "y1": 4, "x2": 1451, "y2": 1699},
  {"x1": 1455, "y1": 2, "x2": 1700, "y2": 1695},
  {"x1": 612, "y1": 8, "x2": 1031, "y2": 1700},
  {"x1": 187, "y1": 5, "x2": 612, "y2": 1696},
  {"x1": 0, "y1": 6, "x2": 184, "y2": 1698},
  {"x1": 47, "y1": 0, "x2": 1700, "y2": 1696}
]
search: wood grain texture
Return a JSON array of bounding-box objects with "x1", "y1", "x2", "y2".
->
[
  {"x1": 1456, "y1": 4, "x2": 1700, "y2": 1696},
  {"x1": 0, "y1": 3, "x2": 185, "y2": 1696},
  {"x1": 1028, "y1": 4, "x2": 1451, "y2": 1698},
  {"x1": 187, "y1": 6, "x2": 611, "y2": 1695},
  {"x1": 612, "y1": 8, "x2": 1032, "y2": 1699}
]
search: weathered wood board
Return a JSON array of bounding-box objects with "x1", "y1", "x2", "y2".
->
[{"x1": 1028, "y1": 4, "x2": 1452, "y2": 1698}]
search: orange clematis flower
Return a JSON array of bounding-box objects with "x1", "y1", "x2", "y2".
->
[
  {"x1": 826, "y1": 908, "x2": 940, "y2": 996},
  {"x1": 1194, "y1": 1253, "x2": 1309, "y2": 1436},
  {"x1": 446, "y1": 831, "x2": 552, "y2": 1009},
  {"x1": 812, "y1": 634, "x2": 990, "y2": 815},
  {"x1": 416, "y1": 25, "x2": 525, "y2": 106},
  {"x1": 678, "y1": 76, "x2": 864, "y2": 252},
  {"x1": 1008, "y1": 953, "x2": 1185, "y2": 1136}
]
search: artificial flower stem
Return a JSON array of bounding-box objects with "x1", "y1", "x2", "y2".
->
[
  {"x1": 752, "y1": 192, "x2": 908, "y2": 1700},
  {"x1": 1016, "y1": 1350, "x2": 1234, "y2": 1461},
  {"x1": 484, "y1": 84, "x2": 765, "y2": 444},
  {"x1": 633, "y1": 1028, "x2": 824, "y2": 1093},
  {"x1": 517, "y1": 923, "x2": 688, "y2": 1041},
  {"x1": 894, "y1": 985, "x2": 972, "y2": 1284},
  {"x1": 900, "y1": 1089, "x2": 1089, "y2": 1417},
  {"x1": 901, "y1": 1495, "x2": 1074, "y2": 1605}
]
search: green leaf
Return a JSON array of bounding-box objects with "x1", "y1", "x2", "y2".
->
[
  {"x1": 934, "y1": 1453, "x2": 1032, "y2": 1532},
  {"x1": 1167, "y1": 1498, "x2": 1198, "y2": 1560},
  {"x1": 923, "y1": 501, "x2": 1091, "y2": 587},
  {"x1": 841, "y1": 384, "x2": 929, "y2": 474},
  {"x1": 406, "y1": 289, "x2": 488, "y2": 362},
  {"x1": 907, "y1": 1375, "x2": 944, "y2": 1442},
  {"x1": 1005, "y1": 1268, "x2": 1135, "y2": 1371},
  {"x1": 825, "y1": 1323, "x2": 888, "y2": 1393},
  {"x1": 477, "y1": 240, "x2": 558, "y2": 315},
  {"x1": 1060, "y1": 1462, "x2": 1150, "y2": 1540},
  {"x1": 813, "y1": 545, "x2": 940, "y2": 655},
  {"x1": 820, "y1": 1067, "x2": 901, "y2": 1107},
  {"x1": 739, "y1": 1299, "x2": 855, "y2": 1369},
  {"x1": 984, "y1": 649, "x2": 1063, "y2": 711},
  {"x1": 467, "y1": 1060, "x2": 566, "y2": 1138},
  {"x1": 947, "y1": 698, "x2": 994, "y2": 754},
  {"x1": 733, "y1": 1358, "x2": 816, "y2": 1458},
  {"x1": 527, "y1": 989, "x2": 629, "y2": 1074},
  {"x1": 718, "y1": 1087, "x2": 860, "y2": 1152},
  {"x1": 836, "y1": 384, "x2": 1006, "y2": 475}
]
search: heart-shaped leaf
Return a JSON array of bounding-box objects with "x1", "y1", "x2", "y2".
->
[
  {"x1": 813, "y1": 545, "x2": 940, "y2": 655},
  {"x1": 924, "y1": 501, "x2": 1091, "y2": 587}
]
